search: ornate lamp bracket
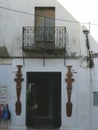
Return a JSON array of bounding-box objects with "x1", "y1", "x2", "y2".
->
[
  {"x1": 65, "y1": 66, "x2": 74, "y2": 117},
  {"x1": 14, "y1": 65, "x2": 24, "y2": 115}
]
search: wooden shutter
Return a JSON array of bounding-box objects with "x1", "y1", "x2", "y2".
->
[
  {"x1": 35, "y1": 7, "x2": 55, "y2": 27},
  {"x1": 35, "y1": 7, "x2": 55, "y2": 48}
]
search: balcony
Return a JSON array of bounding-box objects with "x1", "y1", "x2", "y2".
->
[{"x1": 22, "y1": 27, "x2": 66, "y2": 58}]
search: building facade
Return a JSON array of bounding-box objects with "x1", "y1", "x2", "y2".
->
[{"x1": 0, "y1": 0, "x2": 98, "y2": 130}]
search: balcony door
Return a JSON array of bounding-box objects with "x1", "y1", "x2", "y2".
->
[{"x1": 35, "y1": 7, "x2": 55, "y2": 48}]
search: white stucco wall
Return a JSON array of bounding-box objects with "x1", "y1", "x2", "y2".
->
[
  {"x1": 1, "y1": 0, "x2": 97, "y2": 57},
  {"x1": 0, "y1": 0, "x2": 98, "y2": 130},
  {"x1": 0, "y1": 58, "x2": 97, "y2": 130},
  {"x1": 6, "y1": 58, "x2": 92, "y2": 130}
]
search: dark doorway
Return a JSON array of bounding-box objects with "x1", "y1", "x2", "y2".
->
[{"x1": 26, "y1": 72, "x2": 61, "y2": 129}]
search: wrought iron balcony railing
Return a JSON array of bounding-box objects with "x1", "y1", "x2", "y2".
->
[{"x1": 22, "y1": 26, "x2": 66, "y2": 51}]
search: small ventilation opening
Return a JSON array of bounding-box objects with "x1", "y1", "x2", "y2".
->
[{"x1": 93, "y1": 92, "x2": 98, "y2": 106}]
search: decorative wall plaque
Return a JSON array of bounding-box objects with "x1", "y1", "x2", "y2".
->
[
  {"x1": 65, "y1": 66, "x2": 74, "y2": 117},
  {"x1": 0, "y1": 83, "x2": 8, "y2": 104},
  {"x1": 14, "y1": 65, "x2": 24, "y2": 115}
]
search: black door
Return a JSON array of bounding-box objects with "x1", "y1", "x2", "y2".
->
[{"x1": 26, "y1": 72, "x2": 61, "y2": 129}]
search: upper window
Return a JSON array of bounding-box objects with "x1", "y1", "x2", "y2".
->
[
  {"x1": 35, "y1": 7, "x2": 55, "y2": 47},
  {"x1": 35, "y1": 7, "x2": 55, "y2": 27}
]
